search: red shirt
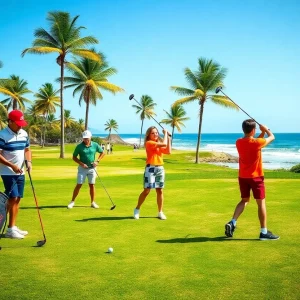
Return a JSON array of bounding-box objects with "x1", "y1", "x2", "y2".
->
[{"x1": 236, "y1": 137, "x2": 266, "y2": 178}]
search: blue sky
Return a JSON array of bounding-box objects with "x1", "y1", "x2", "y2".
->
[{"x1": 1, "y1": 0, "x2": 300, "y2": 134}]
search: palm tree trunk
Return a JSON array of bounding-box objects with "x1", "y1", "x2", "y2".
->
[
  {"x1": 59, "y1": 59, "x2": 65, "y2": 158},
  {"x1": 139, "y1": 120, "x2": 144, "y2": 148},
  {"x1": 171, "y1": 126, "x2": 175, "y2": 147},
  {"x1": 195, "y1": 102, "x2": 204, "y2": 163},
  {"x1": 13, "y1": 100, "x2": 17, "y2": 110},
  {"x1": 85, "y1": 90, "x2": 91, "y2": 130}
]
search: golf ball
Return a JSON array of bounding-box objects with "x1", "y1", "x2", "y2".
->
[{"x1": 108, "y1": 247, "x2": 113, "y2": 253}]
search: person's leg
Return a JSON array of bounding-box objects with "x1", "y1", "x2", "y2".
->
[
  {"x1": 88, "y1": 169, "x2": 99, "y2": 208},
  {"x1": 89, "y1": 184, "x2": 95, "y2": 203},
  {"x1": 136, "y1": 188, "x2": 151, "y2": 209},
  {"x1": 256, "y1": 198, "x2": 267, "y2": 228},
  {"x1": 4, "y1": 175, "x2": 26, "y2": 239},
  {"x1": 225, "y1": 177, "x2": 250, "y2": 237},
  {"x1": 156, "y1": 188, "x2": 163, "y2": 212},
  {"x1": 71, "y1": 184, "x2": 82, "y2": 201},
  {"x1": 7, "y1": 197, "x2": 21, "y2": 228},
  {"x1": 232, "y1": 198, "x2": 250, "y2": 220}
]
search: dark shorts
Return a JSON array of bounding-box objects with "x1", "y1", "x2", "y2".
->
[
  {"x1": 238, "y1": 176, "x2": 265, "y2": 200},
  {"x1": 1, "y1": 175, "x2": 25, "y2": 198}
]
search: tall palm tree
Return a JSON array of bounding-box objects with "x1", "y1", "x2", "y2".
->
[
  {"x1": 22, "y1": 11, "x2": 101, "y2": 158},
  {"x1": 64, "y1": 51, "x2": 124, "y2": 130},
  {"x1": 160, "y1": 104, "x2": 190, "y2": 146},
  {"x1": 104, "y1": 119, "x2": 118, "y2": 142},
  {"x1": 132, "y1": 95, "x2": 157, "y2": 147},
  {"x1": 34, "y1": 83, "x2": 61, "y2": 146},
  {"x1": 0, "y1": 75, "x2": 32, "y2": 110},
  {"x1": 171, "y1": 57, "x2": 238, "y2": 163}
]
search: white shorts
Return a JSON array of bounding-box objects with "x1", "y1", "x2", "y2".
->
[{"x1": 77, "y1": 166, "x2": 96, "y2": 184}]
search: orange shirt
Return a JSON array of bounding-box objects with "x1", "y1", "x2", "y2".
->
[
  {"x1": 236, "y1": 137, "x2": 267, "y2": 178},
  {"x1": 145, "y1": 140, "x2": 164, "y2": 165}
]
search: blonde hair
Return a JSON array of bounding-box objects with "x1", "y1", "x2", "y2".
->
[{"x1": 144, "y1": 126, "x2": 163, "y2": 146}]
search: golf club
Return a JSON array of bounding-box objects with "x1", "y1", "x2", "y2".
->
[
  {"x1": 129, "y1": 94, "x2": 172, "y2": 137},
  {"x1": 93, "y1": 168, "x2": 116, "y2": 210},
  {"x1": 215, "y1": 86, "x2": 261, "y2": 126},
  {"x1": 25, "y1": 160, "x2": 46, "y2": 247}
]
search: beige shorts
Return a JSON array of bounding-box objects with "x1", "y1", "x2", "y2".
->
[{"x1": 77, "y1": 166, "x2": 96, "y2": 184}]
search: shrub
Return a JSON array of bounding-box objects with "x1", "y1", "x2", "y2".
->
[{"x1": 290, "y1": 164, "x2": 300, "y2": 173}]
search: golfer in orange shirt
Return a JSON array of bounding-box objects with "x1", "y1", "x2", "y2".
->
[
  {"x1": 225, "y1": 119, "x2": 279, "y2": 240},
  {"x1": 133, "y1": 126, "x2": 171, "y2": 220}
]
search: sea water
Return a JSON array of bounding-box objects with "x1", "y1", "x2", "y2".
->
[{"x1": 97, "y1": 133, "x2": 300, "y2": 170}]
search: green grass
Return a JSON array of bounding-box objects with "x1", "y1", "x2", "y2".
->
[{"x1": 1, "y1": 145, "x2": 300, "y2": 299}]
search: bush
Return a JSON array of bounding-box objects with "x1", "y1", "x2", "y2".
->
[
  {"x1": 290, "y1": 164, "x2": 300, "y2": 173},
  {"x1": 91, "y1": 137, "x2": 104, "y2": 145}
]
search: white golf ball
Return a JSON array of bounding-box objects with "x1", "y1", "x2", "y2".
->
[{"x1": 108, "y1": 247, "x2": 113, "y2": 253}]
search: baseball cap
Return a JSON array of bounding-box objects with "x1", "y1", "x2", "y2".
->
[
  {"x1": 8, "y1": 110, "x2": 28, "y2": 127},
  {"x1": 82, "y1": 130, "x2": 92, "y2": 138}
]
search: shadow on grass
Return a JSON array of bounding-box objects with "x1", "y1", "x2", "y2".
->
[
  {"x1": 156, "y1": 236, "x2": 258, "y2": 243},
  {"x1": 75, "y1": 216, "x2": 157, "y2": 222},
  {"x1": 75, "y1": 216, "x2": 133, "y2": 222},
  {"x1": 20, "y1": 205, "x2": 87, "y2": 210}
]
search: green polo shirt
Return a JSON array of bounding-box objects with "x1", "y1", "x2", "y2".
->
[{"x1": 73, "y1": 141, "x2": 103, "y2": 166}]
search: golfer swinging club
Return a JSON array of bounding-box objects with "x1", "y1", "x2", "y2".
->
[
  {"x1": 67, "y1": 130, "x2": 105, "y2": 209},
  {"x1": 134, "y1": 126, "x2": 171, "y2": 220},
  {"x1": 225, "y1": 120, "x2": 279, "y2": 240}
]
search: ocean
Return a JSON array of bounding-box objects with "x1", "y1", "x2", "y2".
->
[{"x1": 96, "y1": 133, "x2": 300, "y2": 170}]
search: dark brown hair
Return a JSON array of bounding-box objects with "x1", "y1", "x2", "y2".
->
[{"x1": 242, "y1": 119, "x2": 256, "y2": 134}]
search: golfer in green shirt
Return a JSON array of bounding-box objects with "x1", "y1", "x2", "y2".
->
[{"x1": 67, "y1": 130, "x2": 105, "y2": 209}]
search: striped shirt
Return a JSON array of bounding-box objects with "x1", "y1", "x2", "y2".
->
[{"x1": 0, "y1": 126, "x2": 30, "y2": 175}]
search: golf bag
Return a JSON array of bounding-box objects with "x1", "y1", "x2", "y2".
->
[{"x1": 0, "y1": 192, "x2": 9, "y2": 233}]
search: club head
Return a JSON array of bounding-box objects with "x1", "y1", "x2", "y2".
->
[
  {"x1": 110, "y1": 205, "x2": 116, "y2": 210},
  {"x1": 215, "y1": 86, "x2": 222, "y2": 94},
  {"x1": 36, "y1": 240, "x2": 46, "y2": 247},
  {"x1": 129, "y1": 94, "x2": 134, "y2": 100}
]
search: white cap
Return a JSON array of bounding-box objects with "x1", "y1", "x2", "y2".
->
[{"x1": 82, "y1": 130, "x2": 92, "y2": 138}]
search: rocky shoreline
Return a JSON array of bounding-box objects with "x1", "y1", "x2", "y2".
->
[{"x1": 199, "y1": 152, "x2": 238, "y2": 163}]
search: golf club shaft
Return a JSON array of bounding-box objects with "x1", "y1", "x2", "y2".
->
[
  {"x1": 25, "y1": 161, "x2": 46, "y2": 242},
  {"x1": 217, "y1": 89, "x2": 260, "y2": 126},
  {"x1": 93, "y1": 168, "x2": 115, "y2": 207},
  {"x1": 130, "y1": 96, "x2": 172, "y2": 137}
]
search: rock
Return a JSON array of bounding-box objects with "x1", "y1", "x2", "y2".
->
[{"x1": 200, "y1": 152, "x2": 238, "y2": 163}]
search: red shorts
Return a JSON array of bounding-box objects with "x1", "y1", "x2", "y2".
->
[{"x1": 238, "y1": 176, "x2": 265, "y2": 200}]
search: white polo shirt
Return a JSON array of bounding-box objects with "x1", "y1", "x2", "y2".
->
[{"x1": 0, "y1": 126, "x2": 30, "y2": 175}]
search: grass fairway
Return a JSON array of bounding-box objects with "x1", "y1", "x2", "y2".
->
[{"x1": 1, "y1": 144, "x2": 300, "y2": 299}]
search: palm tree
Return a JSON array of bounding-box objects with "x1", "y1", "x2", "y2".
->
[
  {"x1": 34, "y1": 83, "x2": 60, "y2": 146},
  {"x1": 0, "y1": 75, "x2": 32, "y2": 110},
  {"x1": 104, "y1": 119, "x2": 118, "y2": 142},
  {"x1": 25, "y1": 106, "x2": 43, "y2": 143},
  {"x1": 63, "y1": 109, "x2": 77, "y2": 128},
  {"x1": 78, "y1": 118, "x2": 85, "y2": 131},
  {"x1": 132, "y1": 95, "x2": 157, "y2": 147},
  {"x1": 64, "y1": 51, "x2": 124, "y2": 130},
  {"x1": 22, "y1": 11, "x2": 101, "y2": 158},
  {"x1": 170, "y1": 57, "x2": 238, "y2": 163},
  {"x1": 160, "y1": 104, "x2": 190, "y2": 146}
]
